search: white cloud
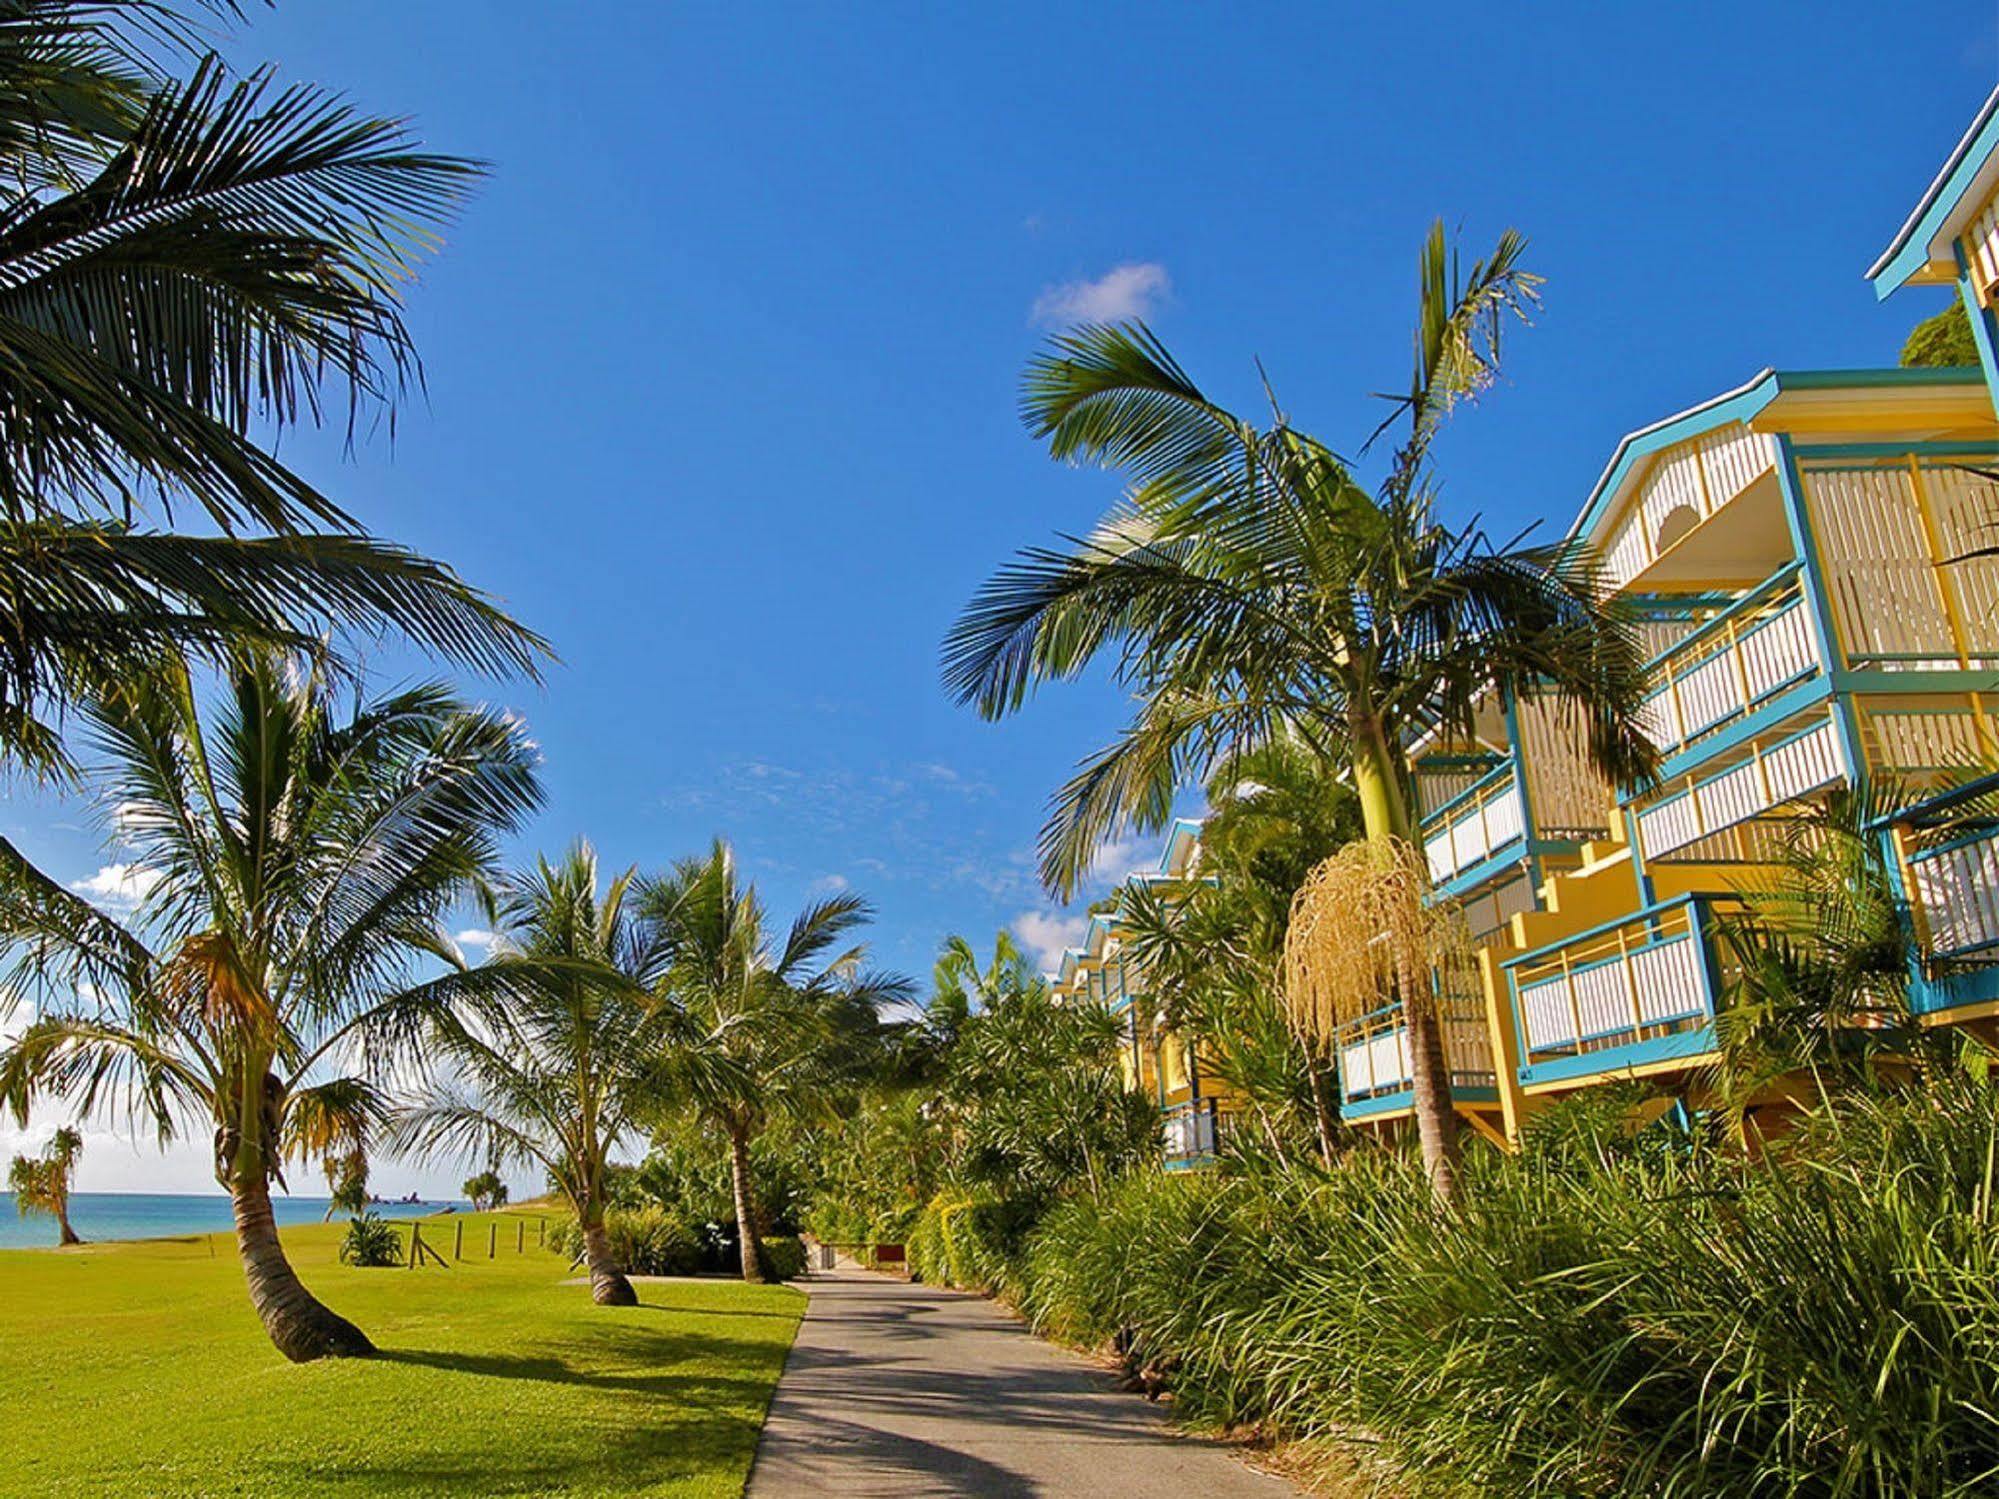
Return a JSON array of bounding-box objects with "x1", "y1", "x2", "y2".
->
[
  {"x1": 810, "y1": 874, "x2": 850, "y2": 895},
  {"x1": 453, "y1": 928, "x2": 500, "y2": 954},
  {"x1": 68, "y1": 863, "x2": 160, "y2": 910},
  {"x1": 1013, "y1": 910, "x2": 1088, "y2": 971},
  {"x1": 1086, "y1": 833, "x2": 1157, "y2": 886},
  {"x1": 1031, "y1": 261, "x2": 1170, "y2": 327}
]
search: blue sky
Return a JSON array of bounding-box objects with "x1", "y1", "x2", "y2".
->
[{"x1": 9, "y1": 2, "x2": 1998, "y2": 1192}]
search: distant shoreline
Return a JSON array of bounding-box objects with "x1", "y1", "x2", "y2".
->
[{"x1": 0, "y1": 1191, "x2": 470, "y2": 1250}]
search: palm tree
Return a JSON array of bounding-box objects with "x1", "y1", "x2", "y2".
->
[
  {"x1": 0, "y1": 4, "x2": 547, "y2": 772},
  {"x1": 281, "y1": 1074, "x2": 385, "y2": 1221},
  {"x1": 0, "y1": 647, "x2": 541, "y2": 1359},
  {"x1": 393, "y1": 844, "x2": 684, "y2": 1308},
  {"x1": 943, "y1": 224, "x2": 1656, "y2": 1202},
  {"x1": 7, "y1": 1123, "x2": 83, "y2": 1244},
  {"x1": 639, "y1": 842, "x2": 907, "y2": 1283}
]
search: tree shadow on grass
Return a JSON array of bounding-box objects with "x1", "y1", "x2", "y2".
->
[{"x1": 265, "y1": 1329, "x2": 787, "y2": 1494}]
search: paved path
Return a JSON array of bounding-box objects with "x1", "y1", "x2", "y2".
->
[{"x1": 747, "y1": 1267, "x2": 1298, "y2": 1497}]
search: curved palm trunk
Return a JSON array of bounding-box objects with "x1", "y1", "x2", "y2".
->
[
  {"x1": 231, "y1": 1177, "x2": 373, "y2": 1361},
  {"x1": 1354, "y1": 713, "x2": 1462, "y2": 1206},
  {"x1": 728, "y1": 1127, "x2": 767, "y2": 1284},
  {"x1": 580, "y1": 1212, "x2": 637, "y2": 1306},
  {"x1": 55, "y1": 1203, "x2": 80, "y2": 1246}
]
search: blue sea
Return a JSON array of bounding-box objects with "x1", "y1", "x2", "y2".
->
[{"x1": 0, "y1": 1192, "x2": 464, "y2": 1248}]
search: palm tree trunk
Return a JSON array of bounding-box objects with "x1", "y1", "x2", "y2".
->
[
  {"x1": 1301, "y1": 1042, "x2": 1340, "y2": 1171},
  {"x1": 230, "y1": 1176, "x2": 373, "y2": 1361},
  {"x1": 728, "y1": 1127, "x2": 767, "y2": 1284},
  {"x1": 1404, "y1": 990, "x2": 1461, "y2": 1206},
  {"x1": 1352, "y1": 711, "x2": 1462, "y2": 1206},
  {"x1": 55, "y1": 1203, "x2": 80, "y2": 1246},
  {"x1": 579, "y1": 1208, "x2": 637, "y2": 1306}
]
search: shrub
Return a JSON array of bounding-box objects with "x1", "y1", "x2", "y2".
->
[
  {"x1": 548, "y1": 1208, "x2": 703, "y2": 1277},
  {"x1": 337, "y1": 1212, "x2": 403, "y2": 1268},
  {"x1": 763, "y1": 1235, "x2": 807, "y2": 1282},
  {"x1": 909, "y1": 1082, "x2": 1999, "y2": 1496}
]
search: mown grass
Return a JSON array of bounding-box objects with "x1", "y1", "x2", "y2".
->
[{"x1": 0, "y1": 1208, "x2": 803, "y2": 1498}]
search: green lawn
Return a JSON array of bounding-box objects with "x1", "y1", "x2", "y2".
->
[{"x1": 0, "y1": 1210, "x2": 804, "y2": 1498}]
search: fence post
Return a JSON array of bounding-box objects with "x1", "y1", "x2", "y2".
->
[
  {"x1": 408, "y1": 1222, "x2": 422, "y2": 1269},
  {"x1": 489, "y1": 1221, "x2": 497, "y2": 1259},
  {"x1": 538, "y1": 1217, "x2": 546, "y2": 1248},
  {"x1": 455, "y1": 1219, "x2": 463, "y2": 1261},
  {"x1": 517, "y1": 1219, "x2": 525, "y2": 1254}
]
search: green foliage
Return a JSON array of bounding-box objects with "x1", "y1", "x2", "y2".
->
[
  {"x1": 762, "y1": 1235, "x2": 807, "y2": 1282},
  {"x1": 0, "y1": 3, "x2": 545, "y2": 774},
  {"x1": 1900, "y1": 299, "x2": 1981, "y2": 367},
  {"x1": 461, "y1": 1171, "x2": 508, "y2": 1212},
  {"x1": 327, "y1": 1153, "x2": 370, "y2": 1219},
  {"x1": 336, "y1": 1213, "x2": 403, "y2": 1269},
  {"x1": 550, "y1": 1207, "x2": 704, "y2": 1277},
  {"x1": 987, "y1": 1083, "x2": 1999, "y2": 1496}
]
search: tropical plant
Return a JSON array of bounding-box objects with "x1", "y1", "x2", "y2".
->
[
  {"x1": 7, "y1": 1123, "x2": 82, "y2": 1244},
  {"x1": 393, "y1": 843, "x2": 686, "y2": 1307},
  {"x1": 0, "y1": 2, "x2": 547, "y2": 773},
  {"x1": 281, "y1": 1073, "x2": 386, "y2": 1222},
  {"x1": 0, "y1": 647, "x2": 542, "y2": 1359},
  {"x1": 337, "y1": 1212, "x2": 402, "y2": 1269},
  {"x1": 1901, "y1": 299, "x2": 1981, "y2": 368},
  {"x1": 461, "y1": 1169, "x2": 507, "y2": 1212},
  {"x1": 944, "y1": 224, "x2": 1656, "y2": 1201},
  {"x1": 639, "y1": 841, "x2": 906, "y2": 1282},
  {"x1": 1714, "y1": 785, "x2": 1943, "y2": 1117}
]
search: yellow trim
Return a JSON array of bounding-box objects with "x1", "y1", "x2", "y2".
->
[
  {"x1": 1919, "y1": 998, "x2": 1999, "y2": 1028},
  {"x1": 1907, "y1": 456, "x2": 1974, "y2": 668}
]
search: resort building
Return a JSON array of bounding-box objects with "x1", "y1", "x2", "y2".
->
[
  {"x1": 1366, "y1": 83, "x2": 1999, "y2": 1146},
  {"x1": 1052, "y1": 88, "x2": 1999, "y2": 1162},
  {"x1": 1046, "y1": 818, "x2": 1238, "y2": 1167}
]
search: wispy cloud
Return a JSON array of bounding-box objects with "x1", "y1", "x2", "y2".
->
[
  {"x1": 810, "y1": 874, "x2": 850, "y2": 895},
  {"x1": 69, "y1": 863, "x2": 160, "y2": 910},
  {"x1": 1031, "y1": 261, "x2": 1170, "y2": 327},
  {"x1": 453, "y1": 928, "x2": 500, "y2": 955},
  {"x1": 1086, "y1": 833, "x2": 1156, "y2": 885},
  {"x1": 1013, "y1": 910, "x2": 1088, "y2": 971}
]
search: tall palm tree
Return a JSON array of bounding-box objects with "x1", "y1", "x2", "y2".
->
[
  {"x1": 7, "y1": 1122, "x2": 82, "y2": 1244},
  {"x1": 0, "y1": 647, "x2": 541, "y2": 1359},
  {"x1": 0, "y1": 3, "x2": 547, "y2": 771},
  {"x1": 639, "y1": 842, "x2": 907, "y2": 1283},
  {"x1": 943, "y1": 224, "x2": 1656, "y2": 1202},
  {"x1": 392, "y1": 843, "x2": 687, "y2": 1308}
]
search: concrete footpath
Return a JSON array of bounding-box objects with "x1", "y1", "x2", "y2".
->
[{"x1": 746, "y1": 1267, "x2": 1299, "y2": 1498}]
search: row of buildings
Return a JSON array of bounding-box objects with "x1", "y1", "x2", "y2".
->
[{"x1": 1048, "y1": 86, "x2": 1999, "y2": 1166}]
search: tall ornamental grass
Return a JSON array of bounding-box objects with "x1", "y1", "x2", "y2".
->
[{"x1": 1002, "y1": 1084, "x2": 1999, "y2": 1497}]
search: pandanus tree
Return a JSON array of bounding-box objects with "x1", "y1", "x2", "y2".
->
[
  {"x1": 639, "y1": 842, "x2": 906, "y2": 1283},
  {"x1": 393, "y1": 844, "x2": 684, "y2": 1308},
  {"x1": 0, "y1": 648, "x2": 541, "y2": 1358},
  {"x1": 7, "y1": 1123, "x2": 83, "y2": 1244},
  {"x1": 0, "y1": 2, "x2": 546, "y2": 772},
  {"x1": 944, "y1": 224, "x2": 1657, "y2": 1203}
]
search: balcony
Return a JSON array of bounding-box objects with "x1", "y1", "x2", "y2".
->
[
  {"x1": 1908, "y1": 825, "x2": 1999, "y2": 964},
  {"x1": 1505, "y1": 896, "x2": 1732, "y2": 1089},
  {"x1": 1336, "y1": 992, "x2": 1499, "y2": 1121},
  {"x1": 1162, "y1": 1098, "x2": 1227, "y2": 1169},
  {"x1": 1634, "y1": 564, "x2": 1821, "y2": 759},
  {"x1": 1633, "y1": 713, "x2": 1849, "y2": 862},
  {"x1": 1421, "y1": 765, "x2": 1525, "y2": 887}
]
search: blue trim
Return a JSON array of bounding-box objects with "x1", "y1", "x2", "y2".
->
[
  {"x1": 1793, "y1": 440, "x2": 1999, "y2": 461},
  {"x1": 1868, "y1": 84, "x2": 1999, "y2": 297},
  {"x1": 1954, "y1": 238, "x2": 1999, "y2": 404},
  {"x1": 1343, "y1": 1084, "x2": 1500, "y2": 1122},
  {"x1": 1631, "y1": 676, "x2": 1833, "y2": 796},
  {"x1": 1639, "y1": 563, "x2": 1803, "y2": 673},
  {"x1": 1418, "y1": 761, "x2": 1514, "y2": 831},
  {"x1": 1567, "y1": 372, "x2": 1779, "y2": 545},
  {"x1": 1503, "y1": 892, "x2": 1702, "y2": 973},
  {"x1": 1912, "y1": 962, "x2": 1999, "y2": 1016},
  {"x1": 1518, "y1": 1024, "x2": 1718, "y2": 1088}
]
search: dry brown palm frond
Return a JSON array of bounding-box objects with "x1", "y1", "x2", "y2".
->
[{"x1": 1282, "y1": 837, "x2": 1470, "y2": 1035}]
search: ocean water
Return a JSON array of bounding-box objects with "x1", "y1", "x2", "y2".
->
[{"x1": 0, "y1": 1192, "x2": 463, "y2": 1249}]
